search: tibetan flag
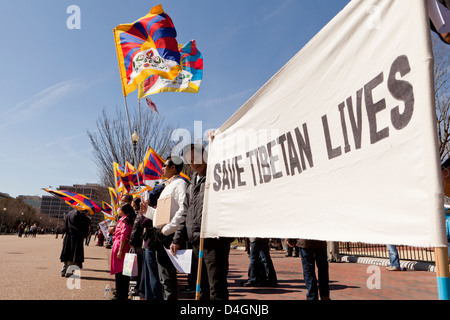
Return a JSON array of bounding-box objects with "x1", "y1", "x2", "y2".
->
[
  {"x1": 101, "y1": 202, "x2": 115, "y2": 220},
  {"x1": 120, "y1": 171, "x2": 137, "y2": 192},
  {"x1": 143, "y1": 147, "x2": 165, "y2": 180},
  {"x1": 43, "y1": 189, "x2": 103, "y2": 216},
  {"x1": 138, "y1": 40, "x2": 203, "y2": 98},
  {"x1": 124, "y1": 161, "x2": 135, "y2": 174},
  {"x1": 109, "y1": 187, "x2": 119, "y2": 213},
  {"x1": 114, "y1": 162, "x2": 125, "y2": 191},
  {"x1": 114, "y1": 4, "x2": 182, "y2": 97},
  {"x1": 121, "y1": 169, "x2": 144, "y2": 187},
  {"x1": 43, "y1": 189, "x2": 84, "y2": 210},
  {"x1": 62, "y1": 196, "x2": 80, "y2": 208},
  {"x1": 101, "y1": 201, "x2": 113, "y2": 214}
]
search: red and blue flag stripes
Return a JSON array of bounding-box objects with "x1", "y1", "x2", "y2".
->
[{"x1": 143, "y1": 147, "x2": 165, "y2": 180}]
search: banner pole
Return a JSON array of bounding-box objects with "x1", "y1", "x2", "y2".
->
[
  {"x1": 195, "y1": 237, "x2": 204, "y2": 300},
  {"x1": 435, "y1": 246, "x2": 450, "y2": 300}
]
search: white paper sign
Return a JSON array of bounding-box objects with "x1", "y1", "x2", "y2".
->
[
  {"x1": 165, "y1": 248, "x2": 193, "y2": 274},
  {"x1": 98, "y1": 220, "x2": 109, "y2": 239}
]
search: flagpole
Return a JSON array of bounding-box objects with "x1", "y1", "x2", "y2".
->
[
  {"x1": 195, "y1": 237, "x2": 204, "y2": 300},
  {"x1": 435, "y1": 246, "x2": 450, "y2": 300},
  {"x1": 194, "y1": 132, "x2": 215, "y2": 301},
  {"x1": 122, "y1": 96, "x2": 143, "y2": 199},
  {"x1": 138, "y1": 98, "x2": 142, "y2": 138}
]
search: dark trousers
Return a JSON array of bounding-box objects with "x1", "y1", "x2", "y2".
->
[
  {"x1": 300, "y1": 247, "x2": 330, "y2": 300},
  {"x1": 287, "y1": 245, "x2": 299, "y2": 257},
  {"x1": 193, "y1": 238, "x2": 231, "y2": 300},
  {"x1": 143, "y1": 248, "x2": 163, "y2": 300},
  {"x1": 114, "y1": 272, "x2": 130, "y2": 300},
  {"x1": 186, "y1": 241, "x2": 197, "y2": 289},
  {"x1": 156, "y1": 243, "x2": 178, "y2": 300},
  {"x1": 131, "y1": 248, "x2": 145, "y2": 298},
  {"x1": 248, "y1": 239, "x2": 277, "y2": 285}
]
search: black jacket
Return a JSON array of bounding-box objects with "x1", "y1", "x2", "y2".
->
[
  {"x1": 130, "y1": 211, "x2": 144, "y2": 248},
  {"x1": 60, "y1": 210, "x2": 91, "y2": 264},
  {"x1": 173, "y1": 173, "x2": 206, "y2": 245}
]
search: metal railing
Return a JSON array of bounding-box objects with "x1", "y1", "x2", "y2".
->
[{"x1": 339, "y1": 242, "x2": 435, "y2": 263}]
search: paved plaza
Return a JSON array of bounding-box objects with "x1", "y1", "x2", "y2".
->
[{"x1": 0, "y1": 234, "x2": 441, "y2": 301}]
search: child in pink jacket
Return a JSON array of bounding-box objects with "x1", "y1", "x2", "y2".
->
[{"x1": 110, "y1": 203, "x2": 135, "y2": 299}]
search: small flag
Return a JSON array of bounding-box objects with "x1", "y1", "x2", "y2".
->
[
  {"x1": 143, "y1": 147, "x2": 165, "y2": 181},
  {"x1": 101, "y1": 201, "x2": 113, "y2": 214},
  {"x1": 145, "y1": 97, "x2": 159, "y2": 114},
  {"x1": 109, "y1": 187, "x2": 119, "y2": 213},
  {"x1": 113, "y1": 162, "x2": 125, "y2": 191},
  {"x1": 42, "y1": 189, "x2": 103, "y2": 216},
  {"x1": 138, "y1": 40, "x2": 203, "y2": 98}
]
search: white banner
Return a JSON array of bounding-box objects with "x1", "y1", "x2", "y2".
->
[{"x1": 201, "y1": 0, "x2": 447, "y2": 247}]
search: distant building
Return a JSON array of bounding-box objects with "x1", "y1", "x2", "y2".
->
[
  {"x1": 40, "y1": 183, "x2": 108, "y2": 227},
  {"x1": 0, "y1": 192, "x2": 11, "y2": 200},
  {"x1": 17, "y1": 195, "x2": 42, "y2": 211}
]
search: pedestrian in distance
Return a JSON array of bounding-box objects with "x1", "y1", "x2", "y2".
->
[
  {"x1": 285, "y1": 238, "x2": 299, "y2": 257},
  {"x1": 85, "y1": 225, "x2": 92, "y2": 246}
]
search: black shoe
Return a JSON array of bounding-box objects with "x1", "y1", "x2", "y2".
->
[
  {"x1": 241, "y1": 281, "x2": 262, "y2": 287},
  {"x1": 180, "y1": 286, "x2": 196, "y2": 294},
  {"x1": 129, "y1": 288, "x2": 139, "y2": 296}
]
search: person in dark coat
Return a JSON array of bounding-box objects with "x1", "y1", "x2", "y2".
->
[
  {"x1": 60, "y1": 209, "x2": 91, "y2": 277},
  {"x1": 297, "y1": 239, "x2": 330, "y2": 300},
  {"x1": 170, "y1": 144, "x2": 232, "y2": 300}
]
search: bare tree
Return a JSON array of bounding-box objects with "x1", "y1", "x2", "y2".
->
[
  {"x1": 0, "y1": 198, "x2": 39, "y2": 231},
  {"x1": 433, "y1": 34, "x2": 450, "y2": 163},
  {"x1": 87, "y1": 106, "x2": 176, "y2": 188}
]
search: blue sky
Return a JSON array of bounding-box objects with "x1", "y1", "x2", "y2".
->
[{"x1": 0, "y1": 0, "x2": 350, "y2": 198}]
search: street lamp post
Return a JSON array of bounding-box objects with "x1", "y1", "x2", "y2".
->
[
  {"x1": 131, "y1": 129, "x2": 143, "y2": 196},
  {"x1": 132, "y1": 130, "x2": 139, "y2": 167}
]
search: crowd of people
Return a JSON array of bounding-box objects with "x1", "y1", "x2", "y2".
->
[
  {"x1": 56, "y1": 144, "x2": 303, "y2": 300},
  {"x1": 54, "y1": 143, "x2": 350, "y2": 301},
  {"x1": 11, "y1": 222, "x2": 62, "y2": 238}
]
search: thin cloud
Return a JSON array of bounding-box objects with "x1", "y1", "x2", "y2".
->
[
  {"x1": 9, "y1": 79, "x2": 78, "y2": 114},
  {"x1": 30, "y1": 131, "x2": 96, "y2": 152},
  {"x1": 262, "y1": 0, "x2": 293, "y2": 22},
  {"x1": 3, "y1": 78, "x2": 89, "y2": 129}
]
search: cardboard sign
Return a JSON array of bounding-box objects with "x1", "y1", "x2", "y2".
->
[{"x1": 154, "y1": 194, "x2": 172, "y2": 228}]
